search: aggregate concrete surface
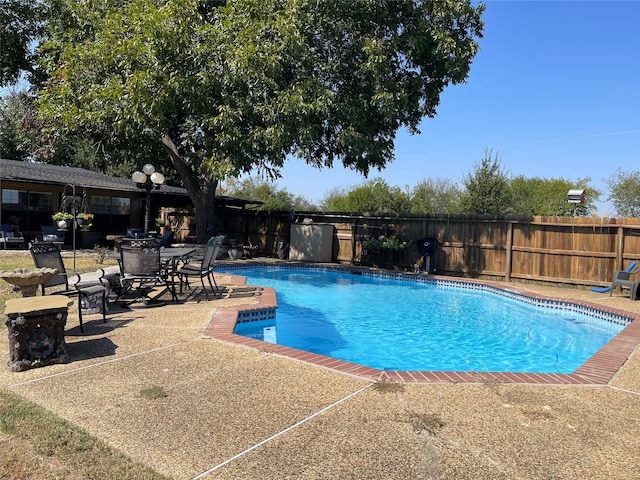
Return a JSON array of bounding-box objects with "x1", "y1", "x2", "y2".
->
[{"x1": 1, "y1": 266, "x2": 639, "y2": 479}]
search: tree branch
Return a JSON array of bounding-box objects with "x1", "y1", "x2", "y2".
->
[{"x1": 160, "y1": 134, "x2": 202, "y2": 197}]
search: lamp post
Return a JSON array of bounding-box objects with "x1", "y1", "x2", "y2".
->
[{"x1": 131, "y1": 164, "x2": 165, "y2": 233}]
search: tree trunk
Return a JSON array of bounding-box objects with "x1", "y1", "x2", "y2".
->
[
  {"x1": 161, "y1": 134, "x2": 218, "y2": 243},
  {"x1": 191, "y1": 183, "x2": 218, "y2": 243}
]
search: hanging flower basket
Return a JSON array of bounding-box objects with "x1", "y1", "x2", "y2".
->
[
  {"x1": 76, "y1": 213, "x2": 94, "y2": 229},
  {"x1": 52, "y1": 212, "x2": 73, "y2": 231}
]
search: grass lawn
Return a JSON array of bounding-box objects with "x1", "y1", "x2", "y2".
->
[
  {"x1": 0, "y1": 249, "x2": 119, "y2": 312},
  {"x1": 0, "y1": 250, "x2": 167, "y2": 479}
]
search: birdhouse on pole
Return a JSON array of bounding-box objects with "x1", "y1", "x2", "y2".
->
[{"x1": 567, "y1": 189, "x2": 586, "y2": 204}]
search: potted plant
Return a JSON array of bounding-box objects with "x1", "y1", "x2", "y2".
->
[
  {"x1": 155, "y1": 217, "x2": 166, "y2": 234},
  {"x1": 51, "y1": 212, "x2": 74, "y2": 230},
  {"x1": 76, "y1": 212, "x2": 94, "y2": 228},
  {"x1": 228, "y1": 239, "x2": 244, "y2": 260},
  {"x1": 361, "y1": 231, "x2": 408, "y2": 269},
  {"x1": 362, "y1": 234, "x2": 408, "y2": 253}
]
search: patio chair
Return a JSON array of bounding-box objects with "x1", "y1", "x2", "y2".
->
[
  {"x1": 591, "y1": 262, "x2": 638, "y2": 294},
  {"x1": 41, "y1": 225, "x2": 65, "y2": 246},
  {"x1": 175, "y1": 235, "x2": 224, "y2": 300},
  {"x1": 119, "y1": 238, "x2": 176, "y2": 305},
  {"x1": 30, "y1": 242, "x2": 108, "y2": 332},
  {"x1": 609, "y1": 262, "x2": 640, "y2": 298},
  {"x1": 0, "y1": 224, "x2": 24, "y2": 249}
]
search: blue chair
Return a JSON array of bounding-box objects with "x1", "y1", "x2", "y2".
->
[
  {"x1": 160, "y1": 230, "x2": 174, "y2": 247},
  {"x1": 41, "y1": 225, "x2": 65, "y2": 245},
  {"x1": 0, "y1": 224, "x2": 24, "y2": 249}
]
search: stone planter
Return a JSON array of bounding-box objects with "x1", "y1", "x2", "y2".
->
[{"x1": 4, "y1": 295, "x2": 72, "y2": 371}]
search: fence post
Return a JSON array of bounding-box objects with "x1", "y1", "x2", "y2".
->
[
  {"x1": 616, "y1": 225, "x2": 624, "y2": 269},
  {"x1": 505, "y1": 222, "x2": 514, "y2": 281},
  {"x1": 350, "y1": 219, "x2": 358, "y2": 264}
]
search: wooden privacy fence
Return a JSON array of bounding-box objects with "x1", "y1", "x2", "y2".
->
[{"x1": 216, "y1": 211, "x2": 640, "y2": 288}]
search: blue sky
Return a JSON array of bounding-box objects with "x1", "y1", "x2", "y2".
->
[{"x1": 268, "y1": 0, "x2": 640, "y2": 214}]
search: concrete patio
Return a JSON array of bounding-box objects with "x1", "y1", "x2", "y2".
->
[{"x1": 1, "y1": 268, "x2": 639, "y2": 479}]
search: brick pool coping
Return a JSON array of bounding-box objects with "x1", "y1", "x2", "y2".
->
[{"x1": 203, "y1": 264, "x2": 640, "y2": 385}]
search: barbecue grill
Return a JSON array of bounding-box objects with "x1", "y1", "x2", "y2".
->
[{"x1": 416, "y1": 237, "x2": 438, "y2": 273}]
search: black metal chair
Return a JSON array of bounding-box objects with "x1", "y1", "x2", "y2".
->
[
  {"x1": 30, "y1": 243, "x2": 108, "y2": 332},
  {"x1": 175, "y1": 236, "x2": 224, "y2": 300},
  {"x1": 118, "y1": 238, "x2": 176, "y2": 305}
]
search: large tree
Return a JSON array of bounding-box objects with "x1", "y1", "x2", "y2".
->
[
  {"x1": 38, "y1": 0, "x2": 485, "y2": 241},
  {"x1": 0, "y1": 0, "x2": 45, "y2": 87}
]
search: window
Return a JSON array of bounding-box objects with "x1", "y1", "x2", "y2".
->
[
  {"x1": 91, "y1": 196, "x2": 131, "y2": 215},
  {"x1": 29, "y1": 192, "x2": 53, "y2": 212},
  {"x1": 2, "y1": 189, "x2": 20, "y2": 205},
  {"x1": 1, "y1": 190, "x2": 53, "y2": 230},
  {"x1": 1, "y1": 190, "x2": 51, "y2": 211}
]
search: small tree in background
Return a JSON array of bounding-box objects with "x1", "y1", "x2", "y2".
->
[
  {"x1": 322, "y1": 178, "x2": 410, "y2": 215},
  {"x1": 458, "y1": 149, "x2": 513, "y2": 215},
  {"x1": 510, "y1": 175, "x2": 600, "y2": 217},
  {"x1": 0, "y1": 91, "x2": 37, "y2": 160},
  {"x1": 409, "y1": 177, "x2": 462, "y2": 214},
  {"x1": 226, "y1": 177, "x2": 316, "y2": 212},
  {"x1": 320, "y1": 186, "x2": 352, "y2": 212},
  {"x1": 605, "y1": 169, "x2": 640, "y2": 217}
]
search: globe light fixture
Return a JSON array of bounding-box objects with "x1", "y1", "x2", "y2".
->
[{"x1": 131, "y1": 164, "x2": 165, "y2": 233}]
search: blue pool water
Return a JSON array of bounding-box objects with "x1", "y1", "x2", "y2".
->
[{"x1": 223, "y1": 267, "x2": 625, "y2": 373}]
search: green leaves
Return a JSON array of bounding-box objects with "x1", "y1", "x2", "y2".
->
[
  {"x1": 39, "y1": 0, "x2": 484, "y2": 170},
  {"x1": 324, "y1": 177, "x2": 411, "y2": 215},
  {"x1": 605, "y1": 169, "x2": 640, "y2": 217},
  {"x1": 459, "y1": 149, "x2": 513, "y2": 215},
  {"x1": 0, "y1": 0, "x2": 46, "y2": 87},
  {"x1": 36, "y1": 0, "x2": 484, "y2": 238}
]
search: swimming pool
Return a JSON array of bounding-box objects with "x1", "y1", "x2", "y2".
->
[{"x1": 219, "y1": 266, "x2": 628, "y2": 374}]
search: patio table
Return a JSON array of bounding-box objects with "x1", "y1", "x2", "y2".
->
[
  {"x1": 161, "y1": 247, "x2": 196, "y2": 269},
  {"x1": 161, "y1": 247, "x2": 196, "y2": 292}
]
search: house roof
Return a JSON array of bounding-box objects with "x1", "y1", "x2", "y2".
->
[
  {"x1": 0, "y1": 158, "x2": 186, "y2": 195},
  {"x1": 0, "y1": 158, "x2": 263, "y2": 207}
]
